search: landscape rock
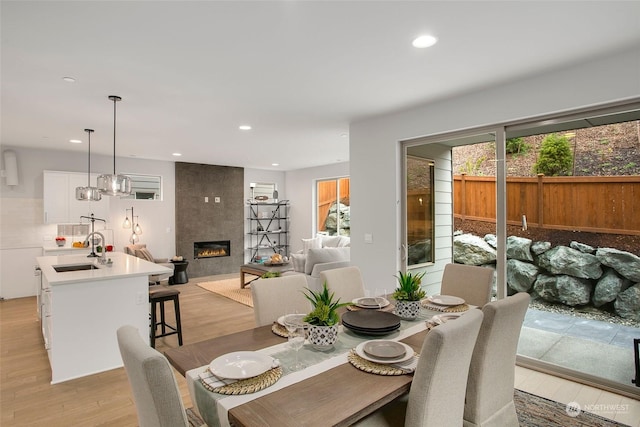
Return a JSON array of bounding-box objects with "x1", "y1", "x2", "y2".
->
[
  {"x1": 537, "y1": 246, "x2": 603, "y2": 280},
  {"x1": 531, "y1": 241, "x2": 552, "y2": 255},
  {"x1": 570, "y1": 241, "x2": 596, "y2": 254},
  {"x1": 453, "y1": 233, "x2": 497, "y2": 265},
  {"x1": 593, "y1": 269, "x2": 633, "y2": 307},
  {"x1": 506, "y1": 236, "x2": 534, "y2": 262},
  {"x1": 484, "y1": 234, "x2": 497, "y2": 249},
  {"x1": 324, "y1": 203, "x2": 350, "y2": 235},
  {"x1": 596, "y1": 248, "x2": 640, "y2": 282},
  {"x1": 614, "y1": 284, "x2": 640, "y2": 321},
  {"x1": 507, "y1": 259, "x2": 539, "y2": 292},
  {"x1": 408, "y1": 239, "x2": 431, "y2": 266},
  {"x1": 533, "y1": 274, "x2": 593, "y2": 306}
]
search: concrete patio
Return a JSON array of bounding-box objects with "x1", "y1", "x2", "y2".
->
[{"x1": 518, "y1": 308, "x2": 640, "y2": 387}]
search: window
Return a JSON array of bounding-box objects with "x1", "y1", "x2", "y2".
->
[
  {"x1": 316, "y1": 177, "x2": 350, "y2": 236},
  {"x1": 121, "y1": 174, "x2": 162, "y2": 200},
  {"x1": 403, "y1": 153, "x2": 435, "y2": 267}
]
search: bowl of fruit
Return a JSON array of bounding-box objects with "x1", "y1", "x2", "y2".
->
[{"x1": 55, "y1": 237, "x2": 66, "y2": 247}]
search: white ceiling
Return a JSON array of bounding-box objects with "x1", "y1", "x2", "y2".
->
[{"x1": 2, "y1": 1, "x2": 640, "y2": 171}]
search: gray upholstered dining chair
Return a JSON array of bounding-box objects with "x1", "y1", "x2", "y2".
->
[
  {"x1": 440, "y1": 263, "x2": 494, "y2": 307},
  {"x1": 250, "y1": 275, "x2": 311, "y2": 327},
  {"x1": 116, "y1": 325, "x2": 192, "y2": 427},
  {"x1": 354, "y1": 308, "x2": 484, "y2": 427},
  {"x1": 320, "y1": 266, "x2": 366, "y2": 304},
  {"x1": 463, "y1": 292, "x2": 530, "y2": 427}
]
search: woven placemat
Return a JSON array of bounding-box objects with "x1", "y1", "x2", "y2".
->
[
  {"x1": 271, "y1": 322, "x2": 288, "y2": 337},
  {"x1": 347, "y1": 304, "x2": 395, "y2": 312},
  {"x1": 201, "y1": 367, "x2": 283, "y2": 395},
  {"x1": 347, "y1": 349, "x2": 416, "y2": 376},
  {"x1": 421, "y1": 301, "x2": 469, "y2": 312}
]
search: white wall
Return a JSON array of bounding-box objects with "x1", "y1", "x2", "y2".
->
[
  {"x1": 350, "y1": 46, "x2": 640, "y2": 293},
  {"x1": 285, "y1": 162, "x2": 350, "y2": 253}
]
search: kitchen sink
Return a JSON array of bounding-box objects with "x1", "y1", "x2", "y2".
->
[{"x1": 53, "y1": 263, "x2": 100, "y2": 272}]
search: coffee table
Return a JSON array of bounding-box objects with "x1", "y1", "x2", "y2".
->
[{"x1": 239, "y1": 262, "x2": 293, "y2": 288}]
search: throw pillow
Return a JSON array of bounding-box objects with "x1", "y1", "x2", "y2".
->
[
  {"x1": 337, "y1": 236, "x2": 351, "y2": 247},
  {"x1": 305, "y1": 247, "x2": 350, "y2": 275},
  {"x1": 290, "y1": 253, "x2": 306, "y2": 273},
  {"x1": 135, "y1": 247, "x2": 155, "y2": 263},
  {"x1": 318, "y1": 235, "x2": 342, "y2": 248},
  {"x1": 302, "y1": 236, "x2": 322, "y2": 254}
]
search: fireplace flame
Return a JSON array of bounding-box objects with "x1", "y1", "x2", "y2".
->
[{"x1": 197, "y1": 248, "x2": 228, "y2": 258}]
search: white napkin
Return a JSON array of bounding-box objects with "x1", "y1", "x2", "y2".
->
[
  {"x1": 199, "y1": 369, "x2": 238, "y2": 389},
  {"x1": 425, "y1": 315, "x2": 444, "y2": 330},
  {"x1": 391, "y1": 355, "x2": 419, "y2": 373}
]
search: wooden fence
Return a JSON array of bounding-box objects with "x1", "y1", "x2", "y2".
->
[
  {"x1": 453, "y1": 174, "x2": 640, "y2": 235},
  {"x1": 317, "y1": 179, "x2": 350, "y2": 231}
]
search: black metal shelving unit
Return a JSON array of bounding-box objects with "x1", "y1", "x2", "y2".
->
[{"x1": 246, "y1": 201, "x2": 290, "y2": 263}]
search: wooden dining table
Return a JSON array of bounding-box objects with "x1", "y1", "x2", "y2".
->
[{"x1": 165, "y1": 321, "x2": 431, "y2": 427}]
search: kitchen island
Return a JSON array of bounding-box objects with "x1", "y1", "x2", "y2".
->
[{"x1": 36, "y1": 253, "x2": 172, "y2": 384}]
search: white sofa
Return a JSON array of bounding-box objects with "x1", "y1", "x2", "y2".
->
[{"x1": 285, "y1": 235, "x2": 350, "y2": 290}]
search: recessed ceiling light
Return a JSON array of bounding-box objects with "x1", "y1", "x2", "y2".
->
[
  {"x1": 62, "y1": 76, "x2": 76, "y2": 83},
  {"x1": 69, "y1": 139, "x2": 82, "y2": 144},
  {"x1": 272, "y1": 163, "x2": 279, "y2": 167},
  {"x1": 172, "y1": 153, "x2": 182, "y2": 156},
  {"x1": 412, "y1": 35, "x2": 438, "y2": 48},
  {"x1": 239, "y1": 125, "x2": 252, "y2": 130}
]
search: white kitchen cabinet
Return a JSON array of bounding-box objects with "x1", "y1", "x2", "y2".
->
[{"x1": 43, "y1": 171, "x2": 110, "y2": 224}]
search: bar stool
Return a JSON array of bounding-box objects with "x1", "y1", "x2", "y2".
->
[{"x1": 149, "y1": 286, "x2": 183, "y2": 348}]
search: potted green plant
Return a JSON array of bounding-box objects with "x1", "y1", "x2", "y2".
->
[
  {"x1": 392, "y1": 271, "x2": 426, "y2": 319},
  {"x1": 303, "y1": 283, "x2": 349, "y2": 350}
]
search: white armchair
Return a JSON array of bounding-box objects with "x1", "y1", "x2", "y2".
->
[{"x1": 124, "y1": 244, "x2": 174, "y2": 284}]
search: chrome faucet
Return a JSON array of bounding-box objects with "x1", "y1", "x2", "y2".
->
[{"x1": 84, "y1": 231, "x2": 106, "y2": 261}]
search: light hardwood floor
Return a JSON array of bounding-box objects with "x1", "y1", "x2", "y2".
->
[{"x1": 1, "y1": 274, "x2": 638, "y2": 426}]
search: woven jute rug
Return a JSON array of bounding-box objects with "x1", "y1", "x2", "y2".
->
[
  {"x1": 186, "y1": 390, "x2": 627, "y2": 426},
  {"x1": 197, "y1": 278, "x2": 253, "y2": 307}
]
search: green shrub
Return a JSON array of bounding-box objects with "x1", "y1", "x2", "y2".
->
[
  {"x1": 506, "y1": 137, "x2": 530, "y2": 155},
  {"x1": 533, "y1": 133, "x2": 573, "y2": 176}
]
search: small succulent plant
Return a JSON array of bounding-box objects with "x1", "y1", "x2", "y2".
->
[
  {"x1": 302, "y1": 282, "x2": 349, "y2": 326},
  {"x1": 392, "y1": 271, "x2": 426, "y2": 301}
]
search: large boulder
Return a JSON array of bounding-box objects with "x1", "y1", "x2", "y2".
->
[
  {"x1": 614, "y1": 284, "x2": 640, "y2": 322},
  {"x1": 453, "y1": 233, "x2": 497, "y2": 265},
  {"x1": 531, "y1": 241, "x2": 552, "y2": 255},
  {"x1": 537, "y1": 246, "x2": 602, "y2": 280},
  {"x1": 484, "y1": 234, "x2": 497, "y2": 249},
  {"x1": 570, "y1": 241, "x2": 596, "y2": 254},
  {"x1": 593, "y1": 268, "x2": 633, "y2": 307},
  {"x1": 533, "y1": 273, "x2": 593, "y2": 306},
  {"x1": 596, "y1": 248, "x2": 640, "y2": 282},
  {"x1": 506, "y1": 236, "x2": 534, "y2": 262},
  {"x1": 507, "y1": 259, "x2": 539, "y2": 292},
  {"x1": 408, "y1": 239, "x2": 431, "y2": 266}
]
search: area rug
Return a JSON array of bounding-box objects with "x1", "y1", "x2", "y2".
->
[
  {"x1": 515, "y1": 389, "x2": 628, "y2": 427},
  {"x1": 197, "y1": 279, "x2": 253, "y2": 307},
  {"x1": 188, "y1": 390, "x2": 627, "y2": 426}
]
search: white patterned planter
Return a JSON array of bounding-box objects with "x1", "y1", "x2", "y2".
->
[
  {"x1": 308, "y1": 325, "x2": 339, "y2": 351},
  {"x1": 395, "y1": 300, "x2": 421, "y2": 320}
]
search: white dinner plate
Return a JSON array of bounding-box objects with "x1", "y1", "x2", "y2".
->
[
  {"x1": 431, "y1": 313, "x2": 462, "y2": 323},
  {"x1": 355, "y1": 341, "x2": 414, "y2": 364},
  {"x1": 208, "y1": 351, "x2": 276, "y2": 379},
  {"x1": 277, "y1": 314, "x2": 308, "y2": 327},
  {"x1": 427, "y1": 295, "x2": 465, "y2": 306},
  {"x1": 352, "y1": 297, "x2": 390, "y2": 309}
]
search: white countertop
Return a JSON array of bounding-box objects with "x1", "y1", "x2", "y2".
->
[
  {"x1": 42, "y1": 245, "x2": 92, "y2": 253},
  {"x1": 37, "y1": 253, "x2": 172, "y2": 285}
]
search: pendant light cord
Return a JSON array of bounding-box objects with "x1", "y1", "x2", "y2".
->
[
  {"x1": 84, "y1": 128, "x2": 94, "y2": 186},
  {"x1": 112, "y1": 97, "x2": 117, "y2": 175}
]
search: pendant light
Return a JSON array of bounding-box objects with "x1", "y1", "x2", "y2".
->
[
  {"x1": 97, "y1": 95, "x2": 132, "y2": 196},
  {"x1": 75, "y1": 129, "x2": 102, "y2": 201},
  {"x1": 123, "y1": 206, "x2": 142, "y2": 243}
]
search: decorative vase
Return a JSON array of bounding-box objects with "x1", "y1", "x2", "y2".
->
[
  {"x1": 395, "y1": 300, "x2": 421, "y2": 320},
  {"x1": 307, "y1": 325, "x2": 339, "y2": 350}
]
